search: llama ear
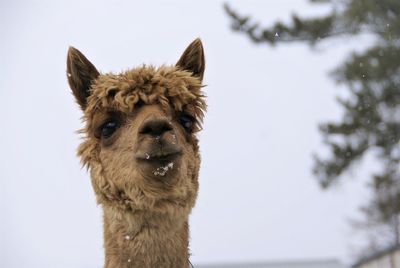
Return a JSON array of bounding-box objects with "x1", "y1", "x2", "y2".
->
[
  {"x1": 67, "y1": 47, "x2": 100, "y2": 110},
  {"x1": 176, "y1": 38, "x2": 205, "y2": 82}
]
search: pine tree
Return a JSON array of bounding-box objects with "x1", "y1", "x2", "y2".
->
[{"x1": 225, "y1": 0, "x2": 400, "y2": 252}]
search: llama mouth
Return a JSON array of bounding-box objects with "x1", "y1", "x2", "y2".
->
[
  {"x1": 136, "y1": 149, "x2": 181, "y2": 177},
  {"x1": 135, "y1": 148, "x2": 182, "y2": 162}
]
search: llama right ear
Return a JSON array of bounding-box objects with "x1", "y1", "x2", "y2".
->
[
  {"x1": 67, "y1": 47, "x2": 100, "y2": 110},
  {"x1": 176, "y1": 38, "x2": 205, "y2": 82}
]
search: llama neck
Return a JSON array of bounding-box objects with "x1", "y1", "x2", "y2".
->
[{"x1": 102, "y1": 206, "x2": 190, "y2": 268}]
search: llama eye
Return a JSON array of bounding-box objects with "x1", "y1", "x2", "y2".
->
[
  {"x1": 100, "y1": 120, "x2": 118, "y2": 138},
  {"x1": 179, "y1": 114, "x2": 194, "y2": 131}
]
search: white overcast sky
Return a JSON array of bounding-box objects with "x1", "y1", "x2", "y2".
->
[{"x1": 1, "y1": 0, "x2": 377, "y2": 267}]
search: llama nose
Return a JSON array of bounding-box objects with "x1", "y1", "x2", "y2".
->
[{"x1": 139, "y1": 118, "x2": 173, "y2": 137}]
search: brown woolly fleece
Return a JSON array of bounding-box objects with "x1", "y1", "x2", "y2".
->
[{"x1": 66, "y1": 39, "x2": 206, "y2": 268}]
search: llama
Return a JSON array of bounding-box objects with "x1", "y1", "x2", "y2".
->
[{"x1": 66, "y1": 39, "x2": 206, "y2": 268}]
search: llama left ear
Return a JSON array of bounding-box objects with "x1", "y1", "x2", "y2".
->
[
  {"x1": 67, "y1": 47, "x2": 100, "y2": 110},
  {"x1": 176, "y1": 38, "x2": 205, "y2": 82}
]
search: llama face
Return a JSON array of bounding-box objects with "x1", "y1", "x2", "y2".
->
[{"x1": 67, "y1": 39, "x2": 206, "y2": 215}]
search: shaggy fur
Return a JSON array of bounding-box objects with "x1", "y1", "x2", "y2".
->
[{"x1": 67, "y1": 39, "x2": 206, "y2": 268}]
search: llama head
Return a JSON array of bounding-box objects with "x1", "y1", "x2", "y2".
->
[{"x1": 67, "y1": 39, "x2": 206, "y2": 218}]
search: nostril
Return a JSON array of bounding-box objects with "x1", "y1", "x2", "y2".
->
[{"x1": 139, "y1": 119, "x2": 173, "y2": 137}]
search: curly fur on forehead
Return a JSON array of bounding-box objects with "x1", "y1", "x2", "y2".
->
[{"x1": 84, "y1": 65, "x2": 206, "y2": 127}]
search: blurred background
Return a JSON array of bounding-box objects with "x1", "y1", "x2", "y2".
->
[{"x1": 1, "y1": 0, "x2": 399, "y2": 267}]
